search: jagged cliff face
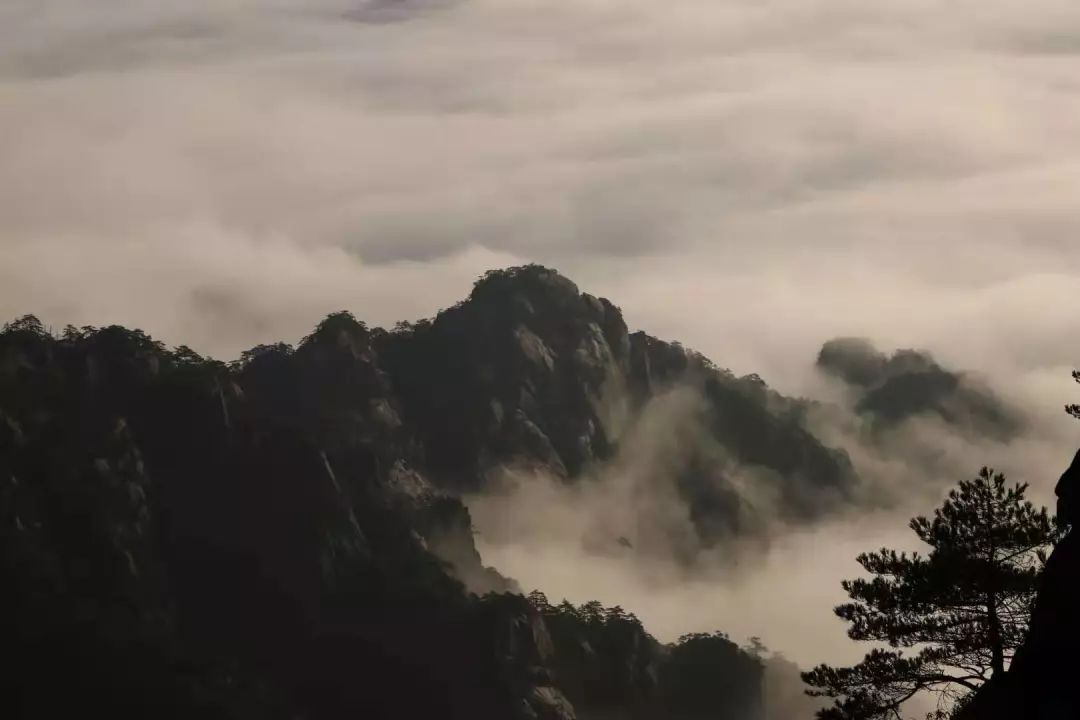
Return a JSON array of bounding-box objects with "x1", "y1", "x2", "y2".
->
[
  {"x1": 379, "y1": 267, "x2": 635, "y2": 485},
  {"x1": 0, "y1": 266, "x2": 859, "y2": 719},
  {"x1": 382, "y1": 266, "x2": 858, "y2": 549}
]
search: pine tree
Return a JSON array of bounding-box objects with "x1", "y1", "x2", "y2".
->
[
  {"x1": 803, "y1": 468, "x2": 1057, "y2": 719},
  {"x1": 1065, "y1": 370, "x2": 1080, "y2": 421}
]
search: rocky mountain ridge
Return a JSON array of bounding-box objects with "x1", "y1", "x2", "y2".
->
[
  {"x1": 383, "y1": 266, "x2": 860, "y2": 546},
  {"x1": 0, "y1": 265, "x2": 866, "y2": 718}
]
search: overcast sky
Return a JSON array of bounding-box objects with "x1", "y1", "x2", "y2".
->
[{"x1": 4, "y1": 0, "x2": 1080, "y2": 667}]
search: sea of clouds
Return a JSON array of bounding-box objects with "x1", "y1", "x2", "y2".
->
[{"x1": 4, "y1": 0, "x2": 1080, "y2": 688}]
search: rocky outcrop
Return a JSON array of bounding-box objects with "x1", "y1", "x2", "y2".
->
[
  {"x1": 817, "y1": 337, "x2": 1023, "y2": 440},
  {"x1": 382, "y1": 265, "x2": 858, "y2": 548},
  {"x1": 957, "y1": 450, "x2": 1080, "y2": 719},
  {"x1": 479, "y1": 594, "x2": 577, "y2": 720},
  {"x1": 380, "y1": 266, "x2": 636, "y2": 487}
]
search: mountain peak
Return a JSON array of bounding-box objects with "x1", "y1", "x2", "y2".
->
[
  {"x1": 469, "y1": 264, "x2": 581, "y2": 305},
  {"x1": 817, "y1": 336, "x2": 1023, "y2": 440}
]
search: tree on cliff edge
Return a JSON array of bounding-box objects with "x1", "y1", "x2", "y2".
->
[{"x1": 803, "y1": 468, "x2": 1057, "y2": 719}]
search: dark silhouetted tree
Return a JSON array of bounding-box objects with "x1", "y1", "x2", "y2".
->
[
  {"x1": 1066, "y1": 370, "x2": 1080, "y2": 421},
  {"x1": 527, "y1": 589, "x2": 552, "y2": 613},
  {"x1": 803, "y1": 468, "x2": 1057, "y2": 719}
]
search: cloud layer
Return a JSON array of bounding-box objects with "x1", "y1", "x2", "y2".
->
[
  {"x1": 6, "y1": 0, "x2": 1080, "y2": 674},
  {"x1": 5, "y1": 1, "x2": 1080, "y2": 359}
]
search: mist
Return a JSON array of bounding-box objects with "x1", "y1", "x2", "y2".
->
[
  {"x1": 5, "y1": 0, "x2": 1080, "y2": 709},
  {"x1": 467, "y1": 346, "x2": 1076, "y2": 672}
]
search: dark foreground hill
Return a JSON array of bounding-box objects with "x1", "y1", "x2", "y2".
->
[
  {"x1": 955, "y1": 452, "x2": 1080, "y2": 720},
  {"x1": 2, "y1": 265, "x2": 856, "y2": 719}
]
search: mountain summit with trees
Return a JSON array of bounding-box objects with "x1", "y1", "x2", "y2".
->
[
  {"x1": 2, "y1": 265, "x2": 1060, "y2": 720},
  {"x1": 1, "y1": 266, "x2": 843, "y2": 720}
]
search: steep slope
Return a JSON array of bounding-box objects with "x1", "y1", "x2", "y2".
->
[
  {"x1": 383, "y1": 265, "x2": 858, "y2": 547},
  {"x1": 379, "y1": 266, "x2": 635, "y2": 486},
  {"x1": 1, "y1": 266, "x2": 859, "y2": 719},
  {"x1": 0, "y1": 315, "x2": 556, "y2": 719}
]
